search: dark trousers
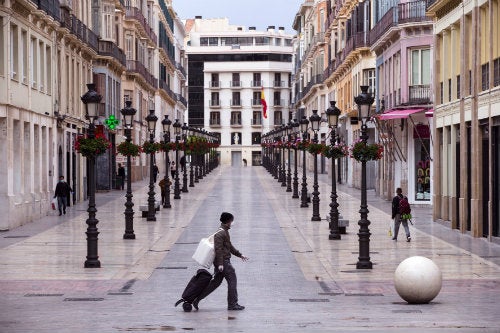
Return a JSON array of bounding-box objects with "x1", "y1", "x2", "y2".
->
[
  {"x1": 57, "y1": 196, "x2": 68, "y2": 214},
  {"x1": 198, "y1": 259, "x2": 238, "y2": 307}
]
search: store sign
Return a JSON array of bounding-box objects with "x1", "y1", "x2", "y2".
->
[{"x1": 414, "y1": 124, "x2": 430, "y2": 139}]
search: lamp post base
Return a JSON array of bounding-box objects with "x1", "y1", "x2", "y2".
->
[
  {"x1": 84, "y1": 260, "x2": 101, "y2": 268},
  {"x1": 123, "y1": 233, "x2": 136, "y2": 240},
  {"x1": 356, "y1": 261, "x2": 373, "y2": 269}
]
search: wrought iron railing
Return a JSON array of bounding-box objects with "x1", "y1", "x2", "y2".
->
[
  {"x1": 98, "y1": 40, "x2": 126, "y2": 67},
  {"x1": 125, "y1": 6, "x2": 157, "y2": 45},
  {"x1": 127, "y1": 60, "x2": 158, "y2": 88},
  {"x1": 409, "y1": 85, "x2": 431, "y2": 104}
]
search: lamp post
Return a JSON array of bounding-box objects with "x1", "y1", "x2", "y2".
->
[
  {"x1": 161, "y1": 115, "x2": 172, "y2": 208},
  {"x1": 281, "y1": 125, "x2": 287, "y2": 188},
  {"x1": 121, "y1": 101, "x2": 137, "y2": 238},
  {"x1": 326, "y1": 101, "x2": 341, "y2": 240},
  {"x1": 173, "y1": 119, "x2": 182, "y2": 199},
  {"x1": 81, "y1": 83, "x2": 102, "y2": 268},
  {"x1": 145, "y1": 109, "x2": 158, "y2": 221},
  {"x1": 309, "y1": 110, "x2": 322, "y2": 221},
  {"x1": 181, "y1": 123, "x2": 189, "y2": 193},
  {"x1": 286, "y1": 123, "x2": 292, "y2": 192},
  {"x1": 189, "y1": 127, "x2": 195, "y2": 187},
  {"x1": 354, "y1": 85, "x2": 374, "y2": 269},
  {"x1": 299, "y1": 115, "x2": 309, "y2": 208},
  {"x1": 292, "y1": 119, "x2": 300, "y2": 198}
]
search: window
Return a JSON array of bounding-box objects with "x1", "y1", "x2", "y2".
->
[
  {"x1": 252, "y1": 91, "x2": 261, "y2": 105},
  {"x1": 231, "y1": 92, "x2": 241, "y2": 106},
  {"x1": 285, "y1": 39, "x2": 292, "y2": 46},
  {"x1": 274, "y1": 73, "x2": 282, "y2": 87},
  {"x1": 410, "y1": 49, "x2": 430, "y2": 85},
  {"x1": 102, "y1": 4, "x2": 114, "y2": 40},
  {"x1": 210, "y1": 92, "x2": 220, "y2": 106},
  {"x1": 252, "y1": 111, "x2": 262, "y2": 125},
  {"x1": 21, "y1": 30, "x2": 27, "y2": 83},
  {"x1": 0, "y1": 16, "x2": 4, "y2": 75},
  {"x1": 125, "y1": 33, "x2": 133, "y2": 59},
  {"x1": 363, "y1": 69, "x2": 375, "y2": 94},
  {"x1": 210, "y1": 73, "x2": 219, "y2": 87},
  {"x1": 273, "y1": 91, "x2": 281, "y2": 106},
  {"x1": 210, "y1": 112, "x2": 220, "y2": 126},
  {"x1": 252, "y1": 132, "x2": 261, "y2": 144},
  {"x1": 253, "y1": 73, "x2": 261, "y2": 87},
  {"x1": 39, "y1": 41, "x2": 45, "y2": 91},
  {"x1": 200, "y1": 37, "x2": 208, "y2": 46},
  {"x1": 230, "y1": 112, "x2": 241, "y2": 125},
  {"x1": 275, "y1": 38, "x2": 281, "y2": 46},
  {"x1": 46, "y1": 45, "x2": 51, "y2": 93},
  {"x1": 231, "y1": 132, "x2": 241, "y2": 144},
  {"x1": 30, "y1": 37, "x2": 37, "y2": 87},
  {"x1": 209, "y1": 37, "x2": 218, "y2": 46},
  {"x1": 231, "y1": 73, "x2": 241, "y2": 87},
  {"x1": 11, "y1": 24, "x2": 18, "y2": 80},
  {"x1": 414, "y1": 135, "x2": 431, "y2": 201},
  {"x1": 255, "y1": 36, "x2": 270, "y2": 45},
  {"x1": 274, "y1": 111, "x2": 282, "y2": 125}
]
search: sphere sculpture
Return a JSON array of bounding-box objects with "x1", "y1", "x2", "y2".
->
[{"x1": 394, "y1": 256, "x2": 442, "y2": 304}]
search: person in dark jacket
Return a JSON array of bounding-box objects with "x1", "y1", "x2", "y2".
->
[
  {"x1": 54, "y1": 176, "x2": 72, "y2": 216},
  {"x1": 193, "y1": 212, "x2": 249, "y2": 311},
  {"x1": 117, "y1": 163, "x2": 125, "y2": 190},
  {"x1": 391, "y1": 187, "x2": 411, "y2": 242}
]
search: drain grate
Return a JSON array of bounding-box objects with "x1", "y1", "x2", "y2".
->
[
  {"x1": 4, "y1": 235, "x2": 29, "y2": 239},
  {"x1": 289, "y1": 299, "x2": 330, "y2": 303},
  {"x1": 64, "y1": 298, "x2": 104, "y2": 301},
  {"x1": 345, "y1": 293, "x2": 383, "y2": 296},
  {"x1": 24, "y1": 293, "x2": 63, "y2": 297},
  {"x1": 156, "y1": 266, "x2": 188, "y2": 270}
]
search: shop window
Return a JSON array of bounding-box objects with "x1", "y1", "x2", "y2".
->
[{"x1": 414, "y1": 125, "x2": 431, "y2": 201}]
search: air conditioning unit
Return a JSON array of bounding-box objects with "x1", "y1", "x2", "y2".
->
[{"x1": 60, "y1": 0, "x2": 73, "y2": 10}]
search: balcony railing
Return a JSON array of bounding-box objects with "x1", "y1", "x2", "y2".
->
[
  {"x1": 273, "y1": 99, "x2": 285, "y2": 107},
  {"x1": 274, "y1": 81, "x2": 284, "y2": 87},
  {"x1": 176, "y1": 62, "x2": 187, "y2": 78},
  {"x1": 370, "y1": 1, "x2": 431, "y2": 45},
  {"x1": 209, "y1": 81, "x2": 221, "y2": 88},
  {"x1": 409, "y1": 85, "x2": 431, "y2": 104},
  {"x1": 251, "y1": 118, "x2": 263, "y2": 126},
  {"x1": 251, "y1": 99, "x2": 261, "y2": 106},
  {"x1": 59, "y1": 10, "x2": 98, "y2": 52},
  {"x1": 159, "y1": 79, "x2": 175, "y2": 100},
  {"x1": 209, "y1": 117, "x2": 221, "y2": 126},
  {"x1": 176, "y1": 93, "x2": 187, "y2": 107},
  {"x1": 36, "y1": 0, "x2": 60, "y2": 21},
  {"x1": 251, "y1": 80, "x2": 263, "y2": 87},
  {"x1": 125, "y1": 6, "x2": 157, "y2": 45},
  {"x1": 98, "y1": 40, "x2": 126, "y2": 67},
  {"x1": 230, "y1": 100, "x2": 242, "y2": 107},
  {"x1": 209, "y1": 100, "x2": 221, "y2": 107},
  {"x1": 127, "y1": 60, "x2": 157, "y2": 88},
  {"x1": 230, "y1": 81, "x2": 242, "y2": 88}
]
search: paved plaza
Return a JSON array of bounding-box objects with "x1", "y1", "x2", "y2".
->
[{"x1": 0, "y1": 166, "x2": 499, "y2": 333}]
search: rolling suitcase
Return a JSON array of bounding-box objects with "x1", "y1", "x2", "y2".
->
[{"x1": 175, "y1": 269, "x2": 212, "y2": 312}]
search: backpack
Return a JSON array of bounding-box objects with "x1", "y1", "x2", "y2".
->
[{"x1": 399, "y1": 196, "x2": 411, "y2": 215}]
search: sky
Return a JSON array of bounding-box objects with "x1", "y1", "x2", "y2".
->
[{"x1": 172, "y1": 0, "x2": 304, "y2": 34}]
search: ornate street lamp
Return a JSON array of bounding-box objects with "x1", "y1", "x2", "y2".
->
[
  {"x1": 161, "y1": 115, "x2": 172, "y2": 208},
  {"x1": 309, "y1": 110, "x2": 322, "y2": 221},
  {"x1": 292, "y1": 119, "x2": 300, "y2": 199},
  {"x1": 299, "y1": 115, "x2": 309, "y2": 208},
  {"x1": 281, "y1": 125, "x2": 287, "y2": 187},
  {"x1": 286, "y1": 122, "x2": 292, "y2": 192},
  {"x1": 121, "y1": 100, "x2": 137, "y2": 238},
  {"x1": 354, "y1": 85, "x2": 375, "y2": 269},
  {"x1": 181, "y1": 123, "x2": 189, "y2": 193},
  {"x1": 326, "y1": 101, "x2": 342, "y2": 240},
  {"x1": 145, "y1": 109, "x2": 158, "y2": 221},
  {"x1": 81, "y1": 83, "x2": 102, "y2": 268},
  {"x1": 189, "y1": 127, "x2": 195, "y2": 187},
  {"x1": 173, "y1": 119, "x2": 182, "y2": 199}
]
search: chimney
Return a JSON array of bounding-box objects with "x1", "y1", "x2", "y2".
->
[
  {"x1": 279, "y1": 27, "x2": 285, "y2": 31},
  {"x1": 249, "y1": 26, "x2": 256, "y2": 31},
  {"x1": 237, "y1": 27, "x2": 243, "y2": 31},
  {"x1": 195, "y1": 15, "x2": 202, "y2": 19},
  {"x1": 267, "y1": 25, "x2": 275, "y2": 32}
]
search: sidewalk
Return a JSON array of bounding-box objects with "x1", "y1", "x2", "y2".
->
[{"x1": 0, "y1": 166, "x2": 499, "y2": 333}]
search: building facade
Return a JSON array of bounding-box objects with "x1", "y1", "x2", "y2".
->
[
  {"x1": 0, "y1": 0, "x2": 186, "y2": 230},
  {"x1": 185, "y1": 18, "x2": 294, "y2": 166},
  {"x1": 427, "y1": 0, "x2": 500, "y2": 239}
]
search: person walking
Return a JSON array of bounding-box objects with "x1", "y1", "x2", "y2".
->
[
  {"x1": 54, "y1": 176, "x2": 72, "y2": 216},
  {"x1": 180, "y1": 155, "x2": 186, "y2": 172},
  {"x1": 391, "y1": 187, "x2": 411, "y2": 242},
  {"x1": 117, "y1": 163, "x2": 125, "y2": 190},
  {"x1": 152, "y1": 164, "x2": 159, "y2": 183},
  {"x1": 193, "y1": 212, "x2": 249, "y2": 311},
  {"x1": 170, "y1": 161, "x2": 176, "y2": 179}
]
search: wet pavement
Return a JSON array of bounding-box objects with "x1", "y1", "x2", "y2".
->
[{"x1": 0, "y1": 166, "x2": 499, "y2": 333}]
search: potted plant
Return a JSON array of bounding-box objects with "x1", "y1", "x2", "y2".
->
[
  {"x1": 75, "y1": 133, "x2": 111, "y2": 157},
  {"x1": 116, "y1": 141, "x2": 141, "y2": 157},
  {"x1": 350, "y1": 139, "x2": 384, "y2": 162}
]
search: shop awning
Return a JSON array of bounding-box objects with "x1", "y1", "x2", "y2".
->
[
  {"x1": 378, "y1": 108, "x2": 425, "y2": 120},
  {"x1": 425, "y1": 108, "x2": 434, "y2": 117}
]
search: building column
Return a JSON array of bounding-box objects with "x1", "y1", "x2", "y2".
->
[{"x1": 441, "y1": 125, "x2": 449, "y2": 221}]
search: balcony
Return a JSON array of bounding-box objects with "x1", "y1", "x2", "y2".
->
[
  {"x1": 273, "y1": 81, "x2": 285, "y2": 87},
  {"x1": 127, "y1": 60, "x2": 157, "y2": 88},
  {"x1": 36, "y1": 0, "x2": 60, "y2": 21},
  {"x1": 494, "y1": 57, "x2": 500, "y2": 87},
  {"x1": 209, "y1": 114, "x2": 221, "y2": 127},
  {"x1": 230, "y1": 113, "x2": 242, "y2": 127},
  {"x1": 209, "y1": 100, "x2": 221, "y2": 108},
  {"x1": 209, "y1": 81, "x2": 221, "y2": 89},
  {"x1": 251, "y1": 118, "x2": 263, "y2": 127},
  {"x1": 176, "y1": 61, "x2": 187, "y2": 78},
  {"x1": 230, "y1": 81, "x2": 242, "y2": 88},
  {"x1": 302, "y1": 32, "x2": 326, "y2": 62},
  {"x1": 251, "y1": 80, "x2": 263, "y2": 88},
  {"x1": 273, "y1": 99, "x2": 286, "y2": 108},
  {"x1": 176, "y1": 93, "x2": 187, "y2": 107},
  {"x1": 125, "y1": 6, "x2": 157, "y2": 45},
  {"x1": 409, "y1": 85, "x2": 431, "y2": 104},
  {"x1": 98, "y1": 40, "x2": 126, "y2": 67},
  {"x1": 370, "y1": 1, "x2": 431, "y2": 48},
  {"x1": 251, "y1": 99, "x2": 262, "y2": 107},
  {"x1": 159, "y1": 80, "x2": 175, "y2": 100},
  {"x1": 230, "y1": 100, "x2": 242, "y2": 107},
  {"x1": 59, "y1": 10, "x2": 98, "y2": 52}
]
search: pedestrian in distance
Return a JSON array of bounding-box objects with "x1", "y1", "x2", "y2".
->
[
  {"x1": 152, "y1": 163, "x2": 159, "y2": 183},
  {"x1": 192, "y1": 212, "x2": 249, "y2": 311},
  {"x1": 391, "y1": 187, "x2": 411, "y2": 242},
  {"x1": 117, "y1": 163, "x2": 125, "y2": 190},
  {"x1": 170, "y1": 161, "x2": 176, "y2": 179},
  {"x1": 180, "y1": 155, "x2": 186, "y2": 172},
  {"x1": 54, "y1": 176, "x2": 72, "y2": 216}
]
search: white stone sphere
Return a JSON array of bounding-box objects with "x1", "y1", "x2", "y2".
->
[{"x1": 394, "y1": 256, "x2": 442, "y2": 304}]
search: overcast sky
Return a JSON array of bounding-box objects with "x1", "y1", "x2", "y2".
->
[{"x1": 172, "y1": 0, "x2": 304, "y2": 33}]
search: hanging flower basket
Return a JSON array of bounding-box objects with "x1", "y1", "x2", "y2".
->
[
  {"x1": 295, "y1": 140, "x2": 310, "y2": 151},
  {"x1": 117, "y1": 141, "x2": 141, "y2": 157},
  {"x1": 323, "y1": 142, "x2": 349, "y2": 159},
  {"x1": 142, "y1": 141, "x2": 161, "y2": 154},
  {"x1": 306, "y1": 143, "x2": 326, "y2": 155},
  {"x1": 75, "y1": 134, "x2": 111, "y2": 158},
  {"x1": 350, "y1": 140, "x2": 384, "y2": 162}
]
